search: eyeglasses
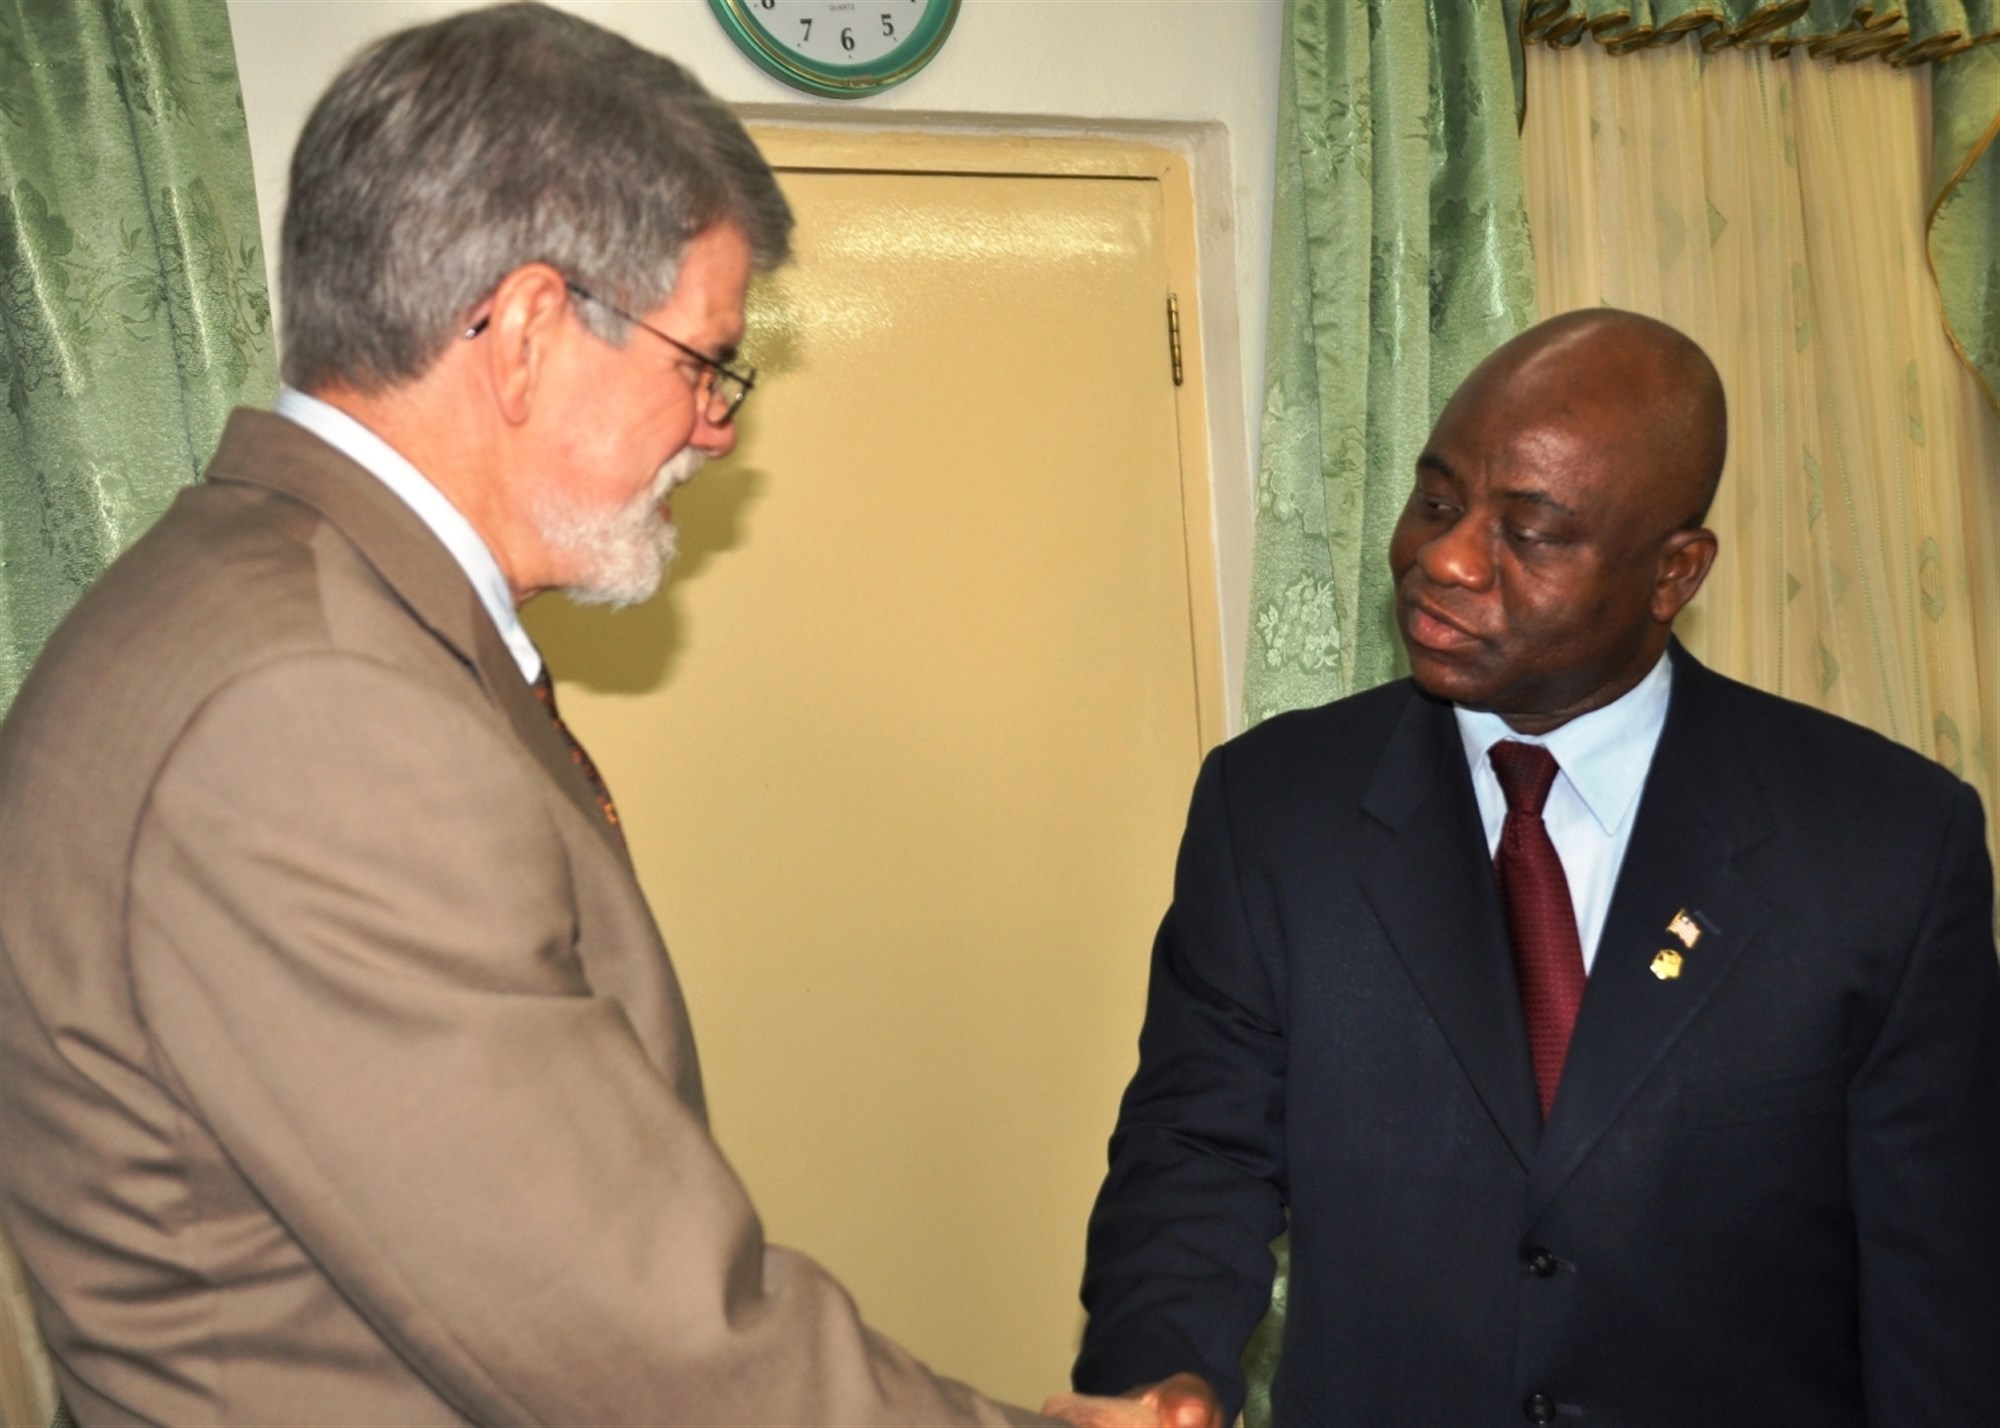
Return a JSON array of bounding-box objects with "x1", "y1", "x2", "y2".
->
[
  {"x1": 566, "y1": 283, "x2": 756, "y2": 426},
  {"x1": 462, "y1": 281, "x2": 757, "y2": 426}
]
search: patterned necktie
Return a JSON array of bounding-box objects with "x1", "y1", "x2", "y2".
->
[
  {"x1": 531, "y1": 668, "x2": 626, "y2": 848},
  {"x1": 1490, "y1": 740, "x2": 1586, "y2": 1119}
]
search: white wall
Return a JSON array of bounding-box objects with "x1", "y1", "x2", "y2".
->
[{"x1": 226, "y1": 0, "x2": 1285, "y2": 718}]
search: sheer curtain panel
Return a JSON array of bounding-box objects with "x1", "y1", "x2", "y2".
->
[{"x1": 1521, "y1": 2, "x2": 2000, "y2": 414}]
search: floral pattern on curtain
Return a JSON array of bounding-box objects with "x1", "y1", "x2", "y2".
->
[
  {"x1": 0, "y1": 0, "x2": 275, "y2": 717},
  {"x1": 1242, "y1": 0, "x2": 1538, "y2": 728}
]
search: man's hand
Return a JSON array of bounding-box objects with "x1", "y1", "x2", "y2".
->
[{"x1": 1041, "y1": 1373, "x2": 1224, "y2": 1428}]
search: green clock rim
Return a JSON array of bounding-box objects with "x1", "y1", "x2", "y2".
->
[{"x1": 708, "y1": 0, "x2": 961, "y2": 99}]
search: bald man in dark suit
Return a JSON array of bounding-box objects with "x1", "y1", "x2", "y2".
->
[{"x1": 1063, "y1": 310, "x2": 2000, "y2": 1427}]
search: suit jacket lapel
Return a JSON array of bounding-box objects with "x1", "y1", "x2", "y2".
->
[
  {"x1": 1359, "y1": 688, "x2": 1544, "y2": 1171},
  {"x1": 1526, "y1": 646, "x2": 1773, "y2": 1218},
  {"x1": 475, "y1": 611, "x2": 636, "y2": 871},
  {"x1": 205, "y1": 409, "x2": 632, "y2": 867}
]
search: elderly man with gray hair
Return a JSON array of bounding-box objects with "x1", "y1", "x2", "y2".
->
[{"x1": 0, "y1": 7, "x2": 1140, "y2": 1424}]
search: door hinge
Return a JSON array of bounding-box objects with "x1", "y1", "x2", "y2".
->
[{"x1": 1166, "y1": 293, "x2": 1184, "y2": 387}]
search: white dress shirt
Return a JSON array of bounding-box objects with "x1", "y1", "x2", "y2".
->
[
  {"x1": 272, "y1": 387, "x2": 542, "y2": 683},
  {"x1": 1454, "y1": 653, "x2": 1673, "y2": 971}
]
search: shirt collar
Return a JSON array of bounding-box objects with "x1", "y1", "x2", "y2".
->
[
  {"x1": 1453, "y1": 652, "x2": 1674, "y2": 836},
  {"x1": 272, "y1": 387, "x2": 542, "y2": 683}
]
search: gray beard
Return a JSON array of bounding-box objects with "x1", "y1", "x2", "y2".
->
[{"x1": 533, "y1": 446, "x2": 705, "y2": 608}]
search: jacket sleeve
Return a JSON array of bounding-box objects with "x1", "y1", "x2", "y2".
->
[
  {"x1": 1847, "y1": 779, "x2": 2000, "y2": 1424},
  {"x1": 127, "y1": 651, "x2": 1046, "y2": 1427},
  {"x1": 1072, "y1": 745, "x2": 1288, "y2": 1420}
]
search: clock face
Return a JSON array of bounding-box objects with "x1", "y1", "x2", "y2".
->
[{"x1": 709, "y1": 0, "x2": 961, "y2": 99}]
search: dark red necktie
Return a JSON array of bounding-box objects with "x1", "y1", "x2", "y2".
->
[
  {"x1": 531, "y1": 667, "x2": 626, "y2": 848},
  {"x1": 1490, "y1": 740, "x2": 1586, "y2": 1119}
]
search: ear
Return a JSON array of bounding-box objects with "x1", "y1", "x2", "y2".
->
[
  {"x1": 1652, "y1": 526, "x2": 1717, "y2": 624},
  {"x1": 476, "y1": 263, "x2": 572, "y2": 426}
]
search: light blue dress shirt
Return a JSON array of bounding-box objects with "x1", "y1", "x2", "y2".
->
[
  {"x1": 272, "y1": 388, "x2": 543, "y2": 683},
  {"x1": 1454, "y1": 653, "x2": 1673, "y2": 972}
]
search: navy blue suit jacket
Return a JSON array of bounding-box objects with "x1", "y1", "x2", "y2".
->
[{"x1": 1074, "y1": 645, "x2": 2000, "y2": 1425}]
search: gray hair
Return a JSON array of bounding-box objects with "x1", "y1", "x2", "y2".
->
[{"x1": 280, "y1": 1, "x2": 792, "y2": 392}]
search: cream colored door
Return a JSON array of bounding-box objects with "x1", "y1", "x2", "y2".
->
[{"x1": 524, "y1": 135, "x2": 1220, "y2": 1408}]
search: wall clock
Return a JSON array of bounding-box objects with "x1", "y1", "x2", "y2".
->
[{"x1": 708, "y1": 0, "x2": 961, "y2": 100}]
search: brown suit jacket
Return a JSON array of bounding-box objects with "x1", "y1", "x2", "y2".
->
[{"x1": 0, "y1": 411, "x2": 1042, "y2": 1426}]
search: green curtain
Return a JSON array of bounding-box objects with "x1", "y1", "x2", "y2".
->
[
  {"x1": 0, "y1": 0, "x2": 275, "y2": 717},
  {"x1": 1522, "y1": 3, "x2": 2000, "y2": 414},
  {"x1": 1242, "y1": 0, "x2": 1538, "y2": 728},
  {"x1": 1932, "y1": 41, "x2": 2000, "y2": 413}
]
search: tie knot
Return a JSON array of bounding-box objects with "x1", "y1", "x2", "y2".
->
[
  {"x1": 531, "y1": 667, "x2": 558, "y2": 714},
  {"x1": 1490, "y1": 739, "x2": 1559, "y2": 815}
]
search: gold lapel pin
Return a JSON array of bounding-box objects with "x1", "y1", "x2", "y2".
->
[
  {"x1": 1651, "y1": 949, "x2": 1685, "y2": 981},
  {"x1": 1667, "y1": 909, "x2": 1701, "y2": 948}
]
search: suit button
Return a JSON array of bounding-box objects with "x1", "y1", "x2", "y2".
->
[
  {"x1": 1524, "y1": 1392, "x2": 1557, "y2": 1422},
  {"x1": 1527, "y1": 1247, "x2": 1559, "y2": 1277}
]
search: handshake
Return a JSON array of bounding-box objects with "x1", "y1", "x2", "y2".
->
[{"x1": 1041, "y1": 1372, "x2": 1225, "y2": 1428}]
